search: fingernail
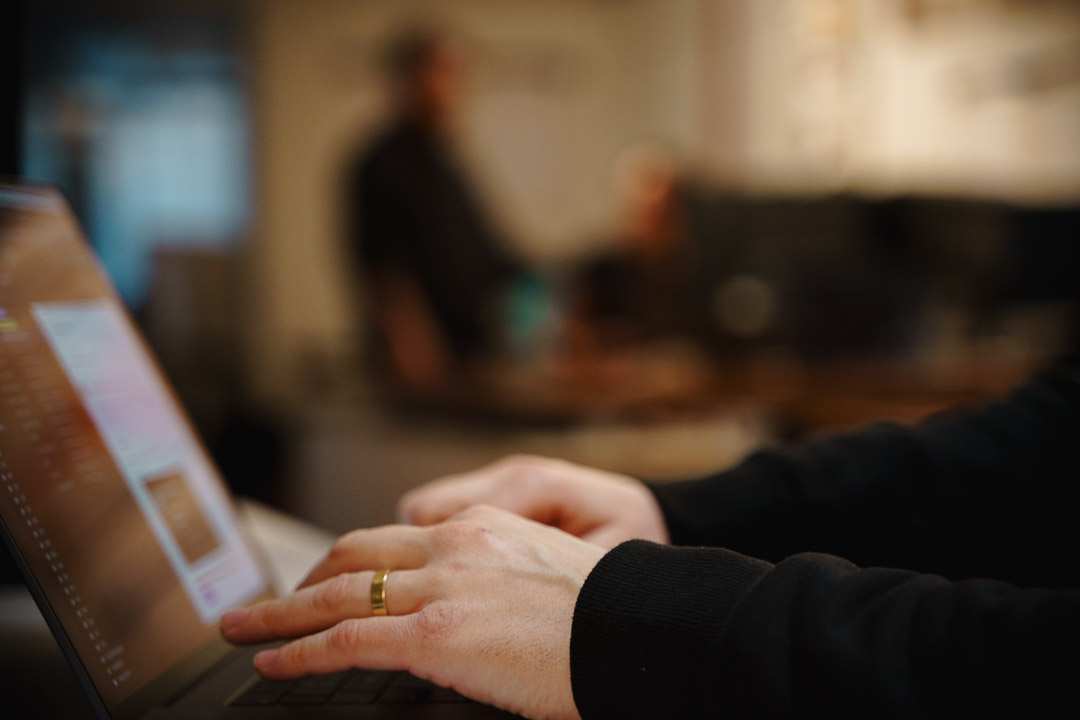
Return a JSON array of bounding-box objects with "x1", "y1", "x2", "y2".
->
[
  {"x1": 254, "y1": 648, "x2": 279, "y2": 671},
  {"x1": 220, "y1": 609, "x2": 247, "y2": 633}
]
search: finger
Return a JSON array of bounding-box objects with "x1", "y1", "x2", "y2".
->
[
  {"x1": 397, "y1": 472, "x2": 492, "y2": 525},
  {"x1": 299, "y1": 524, "x2": 428, "y2": 589},
  {"x1": 401, "y1": 456, "x2": 565, "y2": 526},
  {"x1": 484, "y1": 472, "x2": 566, "y2": 526},
  {"x1": 253, "y1": 616, "x2": 415, "y2": 681},
  {"x1": 222, "y1": 569, "x2": 426, "y2": 645}
]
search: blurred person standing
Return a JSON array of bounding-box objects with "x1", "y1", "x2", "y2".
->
[{"x1": 347, "y1": 27, "x2": 521, "y2": 395}]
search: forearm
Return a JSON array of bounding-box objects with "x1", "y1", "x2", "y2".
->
[
  {"x1": 571, "y1": 540, "x2": 1080, "y2": 719},
  {"x1": 650, "y1": 358, "x2": 1080, "y2": 579},
  {"x1": 649, "y1": 424, "x2": 945, "y2": 565}
]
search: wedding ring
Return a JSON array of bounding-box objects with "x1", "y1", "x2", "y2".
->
[{"x1": 371, "y1": 569, "x2": 391, "y2": 616}]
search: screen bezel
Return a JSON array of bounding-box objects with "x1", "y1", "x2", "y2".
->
[
  {"x1": 0, "y1": 180, "x2": 278, "y2": 719},
  {"x1": 0, "y1": 511, "x2": 113, "y2": 720}
]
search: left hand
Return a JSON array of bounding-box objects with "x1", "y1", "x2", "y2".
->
[
  {"x1": 220, "y1": 505, "x2": 606, "y2": 720},
  {"x1": 398, "y1": 455, "x2": 669, "y2": 549}
]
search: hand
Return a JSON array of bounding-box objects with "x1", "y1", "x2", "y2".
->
[
  {"x1": 221, "y1": 505, "x2": 605, "y2": 720},
  {"x1": 398, "y1": 455, "x2": 670, "y2": 549}
]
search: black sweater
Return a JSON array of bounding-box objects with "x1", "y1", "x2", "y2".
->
[{"x1": 570, "y1": 358, "x2": 1080, "y2": 718}]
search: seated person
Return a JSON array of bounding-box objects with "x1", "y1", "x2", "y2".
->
[
  {"x1": 348, "y1": 28, "x2": 521, "y2": 392},
  {"x1": 570, "y1": 143, "x2": 712, "y2": 356},
  {"x1": 222, "y1": 355, "x2": 1079, "y2": 717}
]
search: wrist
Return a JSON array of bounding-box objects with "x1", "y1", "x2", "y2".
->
[{"x1": 569, "y1": 540, "x2": 771, "y2": 720}]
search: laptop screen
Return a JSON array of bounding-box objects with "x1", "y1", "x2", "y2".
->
[{"x1": 0, "y1": 185, "x2": 269, "y2": 709}]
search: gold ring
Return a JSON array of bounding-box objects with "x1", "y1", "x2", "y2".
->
[{"x1": 371, "y1": 569, "x2": 390, "y2": 616}]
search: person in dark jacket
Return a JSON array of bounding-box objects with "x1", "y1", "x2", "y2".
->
[
  {"x1": 223, "y1": 355, "x2": 1080, "y2": 719},
  {"x1": 348, "y1": 28, "x2": 520, "y2": 391}
]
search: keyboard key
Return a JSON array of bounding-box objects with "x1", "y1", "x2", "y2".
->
[
  {"x1": 281, "y1": 693, "x2": 328, "y2": 705},
  {"x1": 341, "y1": 669, "x2": 398, "y2": 690},
  {"x1": 328, "y1": 688, "x2": 382, "y2": 705},
  {"x1": 379, "y1": 673, "x2": 436, "y2": 704},
  {"x1": 231, "y1": 669, "x2": 460, "y2": 707},
  {"x1": 230, "y1": 678, "x2": 291, "y2": 706},
  {"x1": 328, "y1": 670, "x2": 397, "y2": 704},
  {"x1": 378, "y1": 686, "x2": 432, "y2": 704},
  {"x1": 290, "y1": 671, "x2": 348, "y2": 694}
]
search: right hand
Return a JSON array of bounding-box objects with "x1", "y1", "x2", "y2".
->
[
  {"x1": 397, "y1": 455, "x2": 670, "y2": 549},
  {"x1": 224, "y1": 505, "x2": 602, "y2": 720}
]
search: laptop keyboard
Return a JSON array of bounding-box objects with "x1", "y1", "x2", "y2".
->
[{"x1": 229, "y1": 669, "x2": 473, "y2": 706}]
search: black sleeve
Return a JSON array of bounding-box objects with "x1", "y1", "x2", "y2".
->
[
  {"x1": 649, "y1": 358, "x2": 1080, "y2": 585},
  {"x1": 570, "y1": 540, "x2": 1080, "y2": 719},
  {"x1": 355, "y1": 141, "x2": 422, "y2": 274}
]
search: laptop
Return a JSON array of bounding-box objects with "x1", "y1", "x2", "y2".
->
[{"x1": 0, "y1": 181, "x2": 515, "y2": 719}]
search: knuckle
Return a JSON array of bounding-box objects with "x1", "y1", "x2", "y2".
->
[
  {"x1": 454, "y1": 503, "x2": 493, "y2": 520},
  {"x1": 498, "y1": 453, "x2": 535, "y2": 468},
  {"x1": 327, "y1": 619, "x2": 364, "y2": 655},
  {"x1": 499, "y1": 453, "x2": 542, "y2": 476},
  {"x1": 397, "y1": 496, "x2": 421, "y2": 523},
  {"x1": 314, "y1": 574, "x2": 354, "y2": 613},
  {"x1": 502, "y1": 455, "x2": 554, "y2": 490},
  {"x1": 431, "y1": 518, "x2": 494, "y2": 549},
  {"x1": 431, "y1": 519, "x2": 467, "y2": 543},
  {"x1": 276, "y1": 638, "x2": 308, "y2": 670},
  {"x1": 255, "y1": 601, "x2": 285, "y2": 629},
  {"x1": 412, "y1": 601, "x2": 463, "y2": 641},
  {"x1": 327, "y1": 535, "x2": 355, "y2": 561},
  {"x1": 241, "y1": 607, "x2": 267, "y2": 636},
  {"x1": 422, "y1": 565, "x2": 455, "y2": 600},
  {"x1": 272, "y1": 644, "x2": 295, "y2": 670}
]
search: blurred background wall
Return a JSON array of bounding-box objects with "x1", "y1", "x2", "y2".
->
[
  {"x1": 9, "y1": 0, "x2": 1080, "y2": 531},
  {"x1": 250, "y1": 0, "x2": 1080, "y2": 404}
]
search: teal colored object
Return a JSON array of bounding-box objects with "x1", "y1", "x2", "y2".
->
[{"x1": 504, "y1": 272, "x2": 558, "y2": 363}]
